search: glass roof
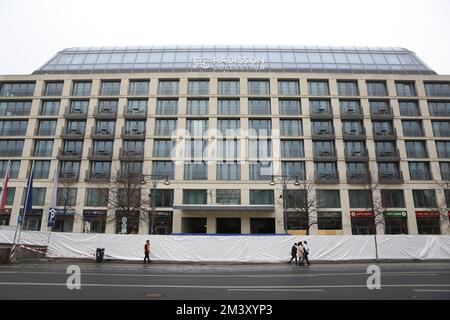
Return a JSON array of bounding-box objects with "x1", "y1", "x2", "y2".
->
[{"x1": 33, "y1": 46, "x2": 436, "y2": 75}]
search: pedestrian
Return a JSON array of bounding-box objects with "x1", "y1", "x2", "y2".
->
[
  {"x1": 297, "y1": 241, "x2": 305, "y2": 266},
  {"x1": 144, "y1": 240, "x2": 151, "y2": 264},
  {"x1": 303, "y1": 240, "x2": 311, "y2": 266},
  {"x1": 288, "y1": 242, "x2": 298, "y2": 265}
]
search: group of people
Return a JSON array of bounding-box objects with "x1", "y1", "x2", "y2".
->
[{"x1": 288, "y1": 241, "x2": 310, "y2": 266}]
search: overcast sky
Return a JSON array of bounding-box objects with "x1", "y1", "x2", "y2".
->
[{"x1": 0, "y1": 0, "x2": 449, "y2": 75}]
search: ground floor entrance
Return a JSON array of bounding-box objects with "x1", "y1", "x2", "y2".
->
[
  {"x1": 250, "y1": 218, "x2": 275, "y2": 234},
  {"x1": 149, "y1": 211, "x2": 173, "y2": 235},
  {"x1": 216, "y1": 218, "x2": 241, "y2": 234},
  {"x1": 53, "y1": 216, "x2": 74, "y2": 233},
  {"x1": 181, "y1": 217, "x2": 207, "y2": 234},
  {"x1": 417, "y1": 216, "x2": 441, "y2": 234}
]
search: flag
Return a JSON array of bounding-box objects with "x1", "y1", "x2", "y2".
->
[
  {"x1": 0, "y1": 160, "x2": 11, "y2": 209},
  {"x1": 18, "y1": 164, "x2": 34, "y2": 225},
  {"x1": 47, "y1": 169, "x2": 58, "y2": 227}
]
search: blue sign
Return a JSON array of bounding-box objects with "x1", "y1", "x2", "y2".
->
[{"x1": 47, "y1": 208, "x2": 56, "y2": 227}]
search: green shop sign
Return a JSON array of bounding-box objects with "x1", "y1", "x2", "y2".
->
[{"x1": 384, "y1": 210, "x2": 407, "y2": 217}]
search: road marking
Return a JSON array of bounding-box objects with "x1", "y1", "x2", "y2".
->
[
  {"x1": 228, "y1": 289, "x2": 323, "y2": 292},
  {"x1": 414, "y1": 289, "x2": 450, "y2": 292}
]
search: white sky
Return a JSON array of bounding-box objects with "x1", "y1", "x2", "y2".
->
[{"x1": 0, "y1": 0, "x2": 449, "y2": 75}]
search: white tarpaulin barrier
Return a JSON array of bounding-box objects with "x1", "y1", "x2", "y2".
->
[{"x1": 0, "y1": 230, "x2": 449, "y2": 262}]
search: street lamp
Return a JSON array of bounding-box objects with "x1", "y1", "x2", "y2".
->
[
  {"x1": 142, "y1": 174, "x2": 170, "y2": 235},
  {"x1": 269, "y1": 175, "x2": 300, "y2": 234}
]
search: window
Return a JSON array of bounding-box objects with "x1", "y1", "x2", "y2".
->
[
  {"x1": 396, "y1": 81, "x2": 416, "y2": 96},
  {"x1": 62, "y1": 140, "x2": 83, "y2": 155},
  {"x1": 282, "y1": 161, "x2": 305, "y2": 179},
  {"x1": 373, "y1": 121, "x2": 394, "y2": 135},
  {"x1": 412, "y1": 190, "x2": 437, "y2": 208},
  {"x1": 123, "y1": 140, "x2": 143, "y2": 154},
  {"x1": 183, "y1": 189, "x2": 207, "y2": 204},
  {"x1": 316, "y1": 190, "x2": 340, "y2": 208},
  {"x1": 405, "y1": 141, "x2": 427, "y2": 158},
  {"x1": 279, "y1": 99, "x2": 301, "y2": 115},
  {"x1": 249, "y1": 139, "x2": 272, "y2": 158},
  {"x1": 34, "y1": 140, "x2": 53, "y2": 157},
  {"x1": 0, "y1": 160, "x2": 20, "y2": 178},
  {"x1": 340, "y1": 100, "x2": 361, "y2": 115},
  {"x1": 370, "y1": 100, "x2": 391, "y2": 115},
  {"x1": 0, "y1": 82, "x2": 35, "y2": 96},
  {"x1": 381, "y1": 190, "x2": 405, "y2": 208},
  {"x1": 378, "y1": 162, "x2": 401, "y2": 177},
  {"x1": 436, "y1": 141, "x2": 450, "y2": 158},
  {"x1": 89, "y1": 161, "x2": 111, "y2": 177},
  {"x1": 36, "y1": 120, "x2": 55, "y2": 136},
  {"x1": 218, "y1": 99, "x2": 240, "y2": 115},
  {"x1": 249, "y1": 161, "x2": 272, "y2": 180},
  {"x1": 344, "y1": 141, "x2": 366, "y2": 156},
  {"x1": 129, "y1": 80, "x2": 149, "y2": 95},
  {"x1": 156, "y1": 99, "x2": 178, "y2": 115},
  {"x1": 424, "y1": 82, "x2": 450, "y2": 97},
  {"x1": 217, "y1": 119, "x2": 240, "y2": 136},
  {"x1": 92, "y1": 140, "x2": 113, "y2": 155},
  {"x1": 158, "y1": 80, "x2": 179, "y2": 94},
  {"x1": 188, "y1": 80, "x2": 209, "y2": 95},
  {"x1": 72, "y1": 81, "x2": 91, "y2": 96},
  {"x1": 217, "y1": 162, "x2": 240, "y2": 180},
  {"x1": 69, "y1": 100, "x2": 88, "y2": 114},
  {"x1": 218, "y1": 80, "x2": 239, "y2": 95},
  {"x1": 41, "y1": 100, "x2": 60, "y2": 115},
  {"x1": 409, "y1": 162, "x2": 432, "y2": 180},
  {"x1": 44, "y1": 81, "x2": 63, "y2": 96},
  {"x1": 375, "y1": 141, "x2": 396, "y2": 156},
  {"x1": 217, "y1": 139, "x2": 240, "y2": 159},
  {"x1": 432, "y1": 121, "x2": 450, "y2": 137},
  {"x1": 66, "y1": 120, "x2": 86, "y2": 134},
  {"x1": 154, "y1": 189, "x2": 174, "y2": 207},
  {"x1": 308, "y1": 80, "x2": 329, "y2": 95},
  {"x1": 0, "y1": 187, "x2": 15, "y2": 206},
  {"x1": 349, "y1": 190, "x2": 371, "y2": 208},
  {"x1": 318, "y1": 212, "x2": 342, "y2": 230},
  {"x1": 248, "y1": 99, "x2": 271, "y2": 115},
  {"x1": 95, "y1": 120, "x2": 115, "y2": 134},
  {"x1": 22, "y1": 187, "x2": 46, "y2": 206},
  {"x1": 399, "y1": 101, "x2": 420, "y2": 116},
  {"x1": 346, "y1": 162, "x2": 368, "y2": 178},
  {"x1": 428, "y1": 101, "x2": 450, "y2": 117},
  {"x1": 186, "y1": 119, "x2": 208, "y2": 136},
  {"x1": 155, "y1": 119, "x2": 177, "y2": 136},
  {"x1": 402, "y1": 120, "x2": 423, "y2": 137},
  {"x1": 249, "y1": 119, "x2": 271, "y2": 136},
  {"x1": 185, "y1": 139, "x2": 208, "y2": 158},
  {"x1": 124, "y1": 120, "x2": 145, "y2": 134},
  {"x1": 0, "y1": 140, "x2": 23, "y2": 157},
  {"x1": 0, "y1": 101, "x2": 31, "y2": 116},
  {"x1": 366, "y1": 81, "x2": 387, "y2": 96},
  {"x1": 439, "y1": 162, "x2": 450, "y2": 180},
  {"x1": 187, "y1": 99, "x2": 209, "y2": 115},
  {"x1": 59, "y1": 161, "x2": 80, "y2": 178},
  {"x1": 153, "y1": 139, "x2": 174, "y2": 157},
  {"x1": 312, "y1": 120, "x2": 334, "y2": 135},
  {"x1": 100, "y1": 81, "x2": 120, "y2": 95},
  {"x1": 184, "y1": 162, "x2": 207, "y2": 180},
  {"x1": 280, "y1": 120, "x2": 302, "y2": 136},
  {"x1": 250, "y1": 190, "x2": 274, "y2": 205},
  {"x1": 315, "y1": 140, "x2": 336, "y2": 156},
  {"x1": 310, "y1": 100, "x2": 332, "y2": 114},
  {"x1": 85, "y1": 188, "x2": 108, "y2": 207},
  {"x1": 120, "y1": 161, "x2": 142, "y2": 177},
  {"x1": 98, "y1": 100, "x2": 118, "y2": 113},
  {"x1": 281, "y1": 140, "x2": 304, "y2": 158},
  {"x1": 278, "y1": 80, "x2": 299, "y2": 95},
  {"x1": 152, "y1": 161, "x2": 174, "y2": 179},
  {"x1": 338, "y1": 81, "x2": 359, "y2": 96},
  {"x1": 57, "y1": 188, "x2": 77, "y2": 207},
  {"x1": 248, "y1": 80, "x2": 270, "y2": 95},
  {"x1": 0, "y1": 120, "x2": 28, "y2": 136},
  {"x1": 315, "y1": 162, "x2": 338, "y2": 180}
]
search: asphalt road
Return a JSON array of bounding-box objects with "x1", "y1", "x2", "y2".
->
[{"x1": 0, "y1": 260, "x2": 449, "y2": 300}]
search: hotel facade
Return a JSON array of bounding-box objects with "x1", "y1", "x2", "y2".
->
[{"x1": 0, "y1": 46, "x2": 449, "y2": 236}]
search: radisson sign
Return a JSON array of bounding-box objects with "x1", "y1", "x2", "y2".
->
[{"x1": 192, "y1": 56, "x2": 265, "y2": 70}]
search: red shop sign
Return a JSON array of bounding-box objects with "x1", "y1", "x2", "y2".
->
[
  {"x1": 350, "y1": 210, "x2": 374, "y2": 217},
  {"x1": 415, "y1": 211, "x2": 440, "y2": 218}
]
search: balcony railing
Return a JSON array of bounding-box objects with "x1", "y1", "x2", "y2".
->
[
  {"x1": 313, "y1": 148, "x2": 338, "y2": 161},
  {"x1": 311, "y1": 129, "x2": 335, "y2": 140},
  {"x1": 373, "y1": 127, "x2": 397, "y2": 140},
  {"x1": 90, "y1": 127, "x2": 115, "y2": 140},
  {"x1": 60, "y1": 126, "x2": 84, "y2": 139},
  {"x1": 347, "y1": 172, "x2": 371, "y2": 184},
  {"x1": 121, "y1": 127, "x2": 146, "y2": 139},
  {"x1": 314, "y1": 172, "x2": 339, "y2": 184},
  {"x1": 93, "y1": 106, "x2": 118, "y2": 119},
  {"x1": 345, "y1": 148, "x2": 369, "y2": 161},
  {"x1": 378, "y1": 171, "x2": 404, "y2": 184},
  {"x1": 63, "y1": 106, "x2": 87, "y2": 119},
  {"x1": 123, "y1": 107, "x2": 147, "y2": 119},
  {"x1": 342, "y1": 127, "x2": 366, "y2": 140},
  {"x1": 59, "y1": 171, "x2": 79, "y2": 182},
  {"x1": 57, "y1": 148, "x2": 82, "y2": 160},
  {"x1": 85, "y1": 170, "x2": 110, "y2": 182},
  {"x1": 340, "y1": 110, "x2": 363, "y2": 120},
  {"x1": 119, "y1": 148, "x2": 144, "y2": 160},
  {"x1": 370, "y1": 106, "x2": 394, "y2": 120},
  {"x1": 87, "y1": 147, "x2": 113, "y2": 160},
  {"x1": 310, "y1": 110, "x2": 333, "y2": 120},
  {"x1": 376, "y1": 148, "x2": 401, "y2": 161}
]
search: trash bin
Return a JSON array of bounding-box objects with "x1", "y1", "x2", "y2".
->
[{"x1": 96, "y1": 248, "x2": 105, "y2": 263}]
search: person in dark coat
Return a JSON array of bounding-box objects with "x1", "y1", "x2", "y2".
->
[{"x1": 288, "y1": 243, "x2": 298, "y2": 265}]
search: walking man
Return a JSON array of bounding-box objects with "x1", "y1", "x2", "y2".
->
[
  {"x1": 297, "y1": 241, "x2": 305, "y2": 266},
  {"x1": 303, "y1": 240, "x2": 311, "y2": 266},
  {"x1": 144, "y1": 240, "x2": 151, "y2": 264},
  {"x1": 288, "y1": 242, "x2": 298, "y2": 265}
]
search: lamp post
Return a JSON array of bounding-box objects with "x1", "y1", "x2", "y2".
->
[
  {"x1": 269, "y1": 175, "x2": 300, "y2": 234},
  {"x1": 141, "y1": 174, "x2": 170, "y2": 235}
]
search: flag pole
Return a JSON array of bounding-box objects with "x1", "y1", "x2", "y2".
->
[{"x1": 46, "y1": 168, "x2": 58, "y2": 247}]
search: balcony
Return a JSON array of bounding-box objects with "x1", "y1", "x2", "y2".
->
[
  {"x1": 60, "y1": 126, "x2": 84, "y2": 140},
  {"x1": 315, "y1": 172, "x2": 339, "y2": 184},
  {"x1": 345, "y1": 148, "x2": 369, "y2": 161},
  {"x1": 119, "y1": 148, "x2": 144, "y2": 161},
  {"x1": 87, "y1": 147, "x2": 113, "y2": 160},
  {"x1": 342, "y1": 127, "x2": 367, "y2": 140},
  {"x1": 309, "y1": 110, "x2": 333, "y2": 120},
  {"x1": 59, "y1": 171, "x2": 79, "y2": 183},
  {"x1": 90, "y1": 127, "x2": 115, "y2": 140},
  {"x1": 63, "y1": 106, "x2": 87, "y2": 120},
  {"x1": 117, "y1": 171, "x2": 143, "y2": 182},
  {"x1": 373, "y1": 127, "x2": 397, "y2": 141},
  {"x1": 123, "y1": 108, "x2": 147, "y2": 119},
  {"x1": 340, "y1": 110, "x2": 364, "y2": 120},
  {"x1": 121, "y1": 127, "x2": 146, "y2": 140},
  {"x1": 311, "y1": 129, "x2": 335, "y2": 140},
  {"x1": 85, "y1": 170, "x2": 110, "y2": 182},
  {"x1": 371, "y1": 106, "x2": 394, "y2": 120},
  {"x1": 57, "y1": 148, "x2": 82, "y2": 160},
  {"x1": 93, "y1": 106, "x2": 118, "y2": 119},
  {"x1": 378, "y1": 171, "x2": 404, "y2": 184},
  {"x1": 376, "y1": 148, "x2": 401, "y2": 161},
  {"x1": 347, "y1": 172, "x2": 371, "y2": 184},
  {"x1": 313, "y1": 148, "x2": 338, "y2": 161}
]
